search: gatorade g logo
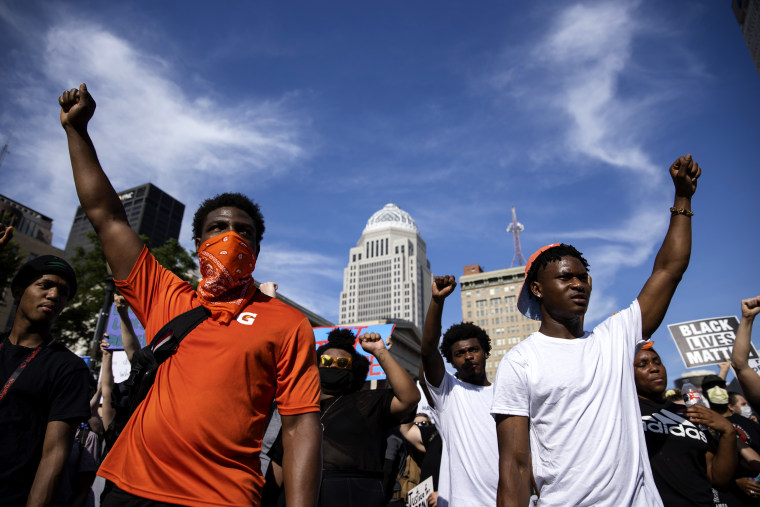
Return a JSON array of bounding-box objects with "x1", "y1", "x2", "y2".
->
[{"x1": 237, "y1": 312, "x2": 258, "y2": 325}]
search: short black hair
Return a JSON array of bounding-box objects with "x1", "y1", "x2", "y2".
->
[
  {"x1": 439, "y1": 322, "x2": 491, "y2": 364},
  {"x1": 192, "y1": 193, "x2": 265, "y2": 246},
  {"x1": 317, "y1": 328, "x2": 371, "y2": 392},
  {"x1": 525, "y1": 243, "x2": 590, "y2": 302},
  {"x1": 728, "y1": 391, "x2": 744, "y2": 406}
]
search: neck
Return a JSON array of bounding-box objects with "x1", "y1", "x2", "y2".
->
[
  {"x1": 456, "y1": 372, "x2": 491, "y2": 387},
  {"x1": 637, "y1": 393, "x2": 664, "y2": 402},
  {"x1": 538, "y1": 310, "x2": 584, "y2": 339},
  {"x1": 8, "y1": 313, "x2": 52, "y2": 348}
]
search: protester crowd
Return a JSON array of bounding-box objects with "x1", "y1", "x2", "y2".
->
[{"x1": 1, "y1": 82, "x2": 760, "y2": 507}]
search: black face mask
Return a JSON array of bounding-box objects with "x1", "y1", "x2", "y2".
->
[{"x1": 319, "y1": 367, "x2": 353, "y2": 394}]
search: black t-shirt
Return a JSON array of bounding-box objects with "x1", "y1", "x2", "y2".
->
[
  {"x1": 267, "y1": 389, "x2": 401, "y2": 477},
  {"x1": 717, "y1": 413, "x2": 760, "y2": 506},
  {"x1": 639, "y1": 397, "x2": 715, "y2": 507},
  {"x1": 0, "y1": 337, "x2": 90, "y2": 506},
  {"x1": 418, "y1": 425, "x2": 442, "y2": 490},
  {"x1": 321, "y1": 389, "x2": 397, "y2": 475}
]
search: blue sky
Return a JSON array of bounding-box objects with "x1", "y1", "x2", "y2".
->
[{"x1": 1, "y1": 1, "x2": 759, "y2": 384}]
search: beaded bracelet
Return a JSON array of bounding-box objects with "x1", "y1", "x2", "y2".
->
[{"x1": 670, "y1": 207, "x2": 694, "y2": 217}]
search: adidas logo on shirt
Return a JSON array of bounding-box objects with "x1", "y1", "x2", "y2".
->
[{"x1": 642, "y1": 409, "x2": 707, "y2": 443}]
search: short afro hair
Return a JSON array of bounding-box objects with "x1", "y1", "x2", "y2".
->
[
  {"x1": 317, "y1": 328, "x2": 371, "y2": 392},
  {"x1": 439, "y1": 322, "x2": 491, "y2": 364},
  {"x1": 525, "y1": 243, "x2": 589, "y2": 302},
  {"x1": 192, "y1": 193, "x2": 265, "y2": 248}
]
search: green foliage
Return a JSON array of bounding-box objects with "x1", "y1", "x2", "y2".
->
[
  {"x1": 0, "y1": 238, "x2": 23, "y2": 296},
  {"x1": 54, "y1": 233, "x2": 198, "y2": 349}
]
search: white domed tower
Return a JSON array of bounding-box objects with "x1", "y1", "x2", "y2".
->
[{"x1": 339, "y1": 203, "x2": 432, "y2": 332}]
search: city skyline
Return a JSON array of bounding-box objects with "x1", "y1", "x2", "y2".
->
[{"x1": 1, "y1": 1, "x2": 759, "y2": 382}]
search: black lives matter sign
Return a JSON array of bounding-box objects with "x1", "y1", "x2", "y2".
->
[{"x1": 667, "y1": 316, "x2": 755, "y2": 369}]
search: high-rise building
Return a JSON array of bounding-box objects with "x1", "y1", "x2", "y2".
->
[
  {"x1": 339, "y1": 203, "x2": 432, "y2": 332},
  {"x1": 64, "y1": 183, "x2": 184, "y2": 258},
  {"x1": 0, "y1": 194, "x2": 54, "y2": 244},
  {"x1": 460, "y1": 264, "x2": 540, "y2": 381},
  {"x1": 733, "y1": 0, "x2": 760, "y2": 76},
  {"x1": 0, "y1": 195, "x2": 65, "y2": 332}
]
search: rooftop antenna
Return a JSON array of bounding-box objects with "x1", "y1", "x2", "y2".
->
[
  {"x1": 506, "y1": 206, "x2": 527, "y2": 267},
  {"x1": 0, "y1": 130, "x2": 11, "y2": 169}
]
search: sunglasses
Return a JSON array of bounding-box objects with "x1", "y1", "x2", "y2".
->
[{"x1": 320, "y1": 355, "x2": 352, "y2": 369}]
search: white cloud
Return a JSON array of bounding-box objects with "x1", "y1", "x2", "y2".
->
[
  {"x1": 2, "y1": 19, "x2": 308, "y2": 250},
  {"x1": 254, "y1": 244, "x2": 344, "y2": 321}
]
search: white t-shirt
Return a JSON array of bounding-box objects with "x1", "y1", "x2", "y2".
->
[
  {"x1": 425, "y1": 370, "x2": 498, "y2": 507},
  {"x1": 491, "y1": 299, "x2": 663, "y2": 507}
]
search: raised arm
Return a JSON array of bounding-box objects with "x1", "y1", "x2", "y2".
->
[
  {"x1": 495, "y1": 414, "x2": 531, "y2": 507},
  {"x1": 731, "y1": 296, "x2": 760, "y2": 406},
  {"x1": 115, "y1": 294, "x2": 141, "y2": 362},
  {"x1": 359, "y1": 332, "x2": 420, "y2": 420},
  {"x1": 280, "y1": 412, "x2": 321, "y2": 507},
  {"x1": 59, "y1": 84, "x2": 143, "y2": 280},
  {"x1": 637, "y1": 154, "x2": 701, "y2": 337},
  {"x1": 0, "y1": 223, "x2": 13, "y2": 248},
  {"x1": 99, "y1": 339, "x2": 116, "y2": 430},
  {"x1": 422, "y1": 276, "x2": 456, "y2": 388}
]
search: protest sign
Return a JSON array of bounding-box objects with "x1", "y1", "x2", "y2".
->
[
  {"x1": 667, "y1": 316, "x2": 755, "y2": 368},
  {"x1": 407, "y1": 477, "x2": 434, "y2": 507},
  {"x1": 104, "y1": 303, "x2": 146, "y2": 350},
  {"x1": 313, "y1": 324, "x2": 396, "y2": 380}
]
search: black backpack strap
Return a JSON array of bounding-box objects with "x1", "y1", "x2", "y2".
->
[{"x1": 149, "y1": 305, "x2": 211, "y2": 363}]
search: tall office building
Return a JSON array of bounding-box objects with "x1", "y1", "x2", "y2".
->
[
  {"x1": 339, "y1": 203, "x2": 432, "y2": 332},
  {"x1": 733, "y1": 0, "x2": 760, "y2": 75},
  {"x1": 64, "y1": 183, "x2": 184, "y2": 258},
  {"x1": 460, "y1": 264, "x2": 540, "y2": 381},
  {"x1": 0, "y1": 195, "x2": 65, "y2": 331}
]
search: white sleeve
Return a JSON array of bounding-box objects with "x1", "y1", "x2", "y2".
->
[
  {"x1": 491, "y1": 349, "x2": 530, "y2": 417},
  {"x1": 606, "y1": 299, "x2": 642, "y2": 349},
  {"x1": 424, "y1": 369, "x2": 453, "y2": 411}
]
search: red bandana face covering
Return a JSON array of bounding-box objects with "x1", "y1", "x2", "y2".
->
[{"x1": 196, "y1": 232, "x2": 257, "y2": 324}]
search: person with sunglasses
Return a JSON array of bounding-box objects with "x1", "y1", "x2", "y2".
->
[{"x1": 316, "y1": 327, "x2": 420, "y2": 506}]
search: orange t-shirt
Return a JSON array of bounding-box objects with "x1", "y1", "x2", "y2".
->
[{"x1": 98, "y1": 247, "x2": 320, "y2": 506}]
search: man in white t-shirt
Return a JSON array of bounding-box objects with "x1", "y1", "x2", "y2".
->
[
  {"x1": 421, "y1": 275, "x2": 498, "y2": 507},
  {"x1": 491, "y1": 154, "x2": 702, "y2": 507}
]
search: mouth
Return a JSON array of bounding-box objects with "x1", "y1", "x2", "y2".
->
[{"x1": 39, "y1": 304, "x2": 58, "y2": 314}]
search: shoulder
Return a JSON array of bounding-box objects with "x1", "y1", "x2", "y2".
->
[
  {"x1": 252, "y1": 293, "x2": 309, "y2": 324},
  {"x1": 47, "y1": 342, "x2": 89, "y2": 374}
]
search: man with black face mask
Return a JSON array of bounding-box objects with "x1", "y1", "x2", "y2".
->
[
  {"x1": 315, "y1": 328, "x2": 419, "y2": 507},
  {"x1": 60, "y1": 83, "x2": 322, "y2": 507}
]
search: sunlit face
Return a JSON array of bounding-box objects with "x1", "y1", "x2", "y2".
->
[
  {"x1": 196, "y1": 206, "x2": 258, "y2": 253},
  {"x1": 634, "y1": 349, "x2": 667, "y2": 399},
  {"x1": 532, "y1": 256, "x2": 591, "y2": 319},
  {"x1": 729, "y1": 394, "x2": 749, "y2": 414},
  {"x1": 450, "y1": 338, "x2": 487, "y2": 383}
]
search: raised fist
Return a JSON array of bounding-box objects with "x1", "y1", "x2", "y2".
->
[
  {"x1": 669, "y1": 154, "x2": 701, "y2": 198},
  {"x1": 59, "y1": 83, "x2": 96, "y2": 131}
]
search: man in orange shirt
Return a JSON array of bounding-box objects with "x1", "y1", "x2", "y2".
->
[{"x1": 60, "y1": 83, "x2": 322, "y2": 507}]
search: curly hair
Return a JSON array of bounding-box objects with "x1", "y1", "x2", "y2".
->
[
  {"x1": 439, "y1": 322, "x2": 491, "y2": 364},
  {"x1": 316, "y1": 328, "x2": 370, "y2": 392},
  {"x1": 192, "y1": 193, "x2": 265, "y2": 248},
  {"x1": 525, "y1": 244, "x2": 590, "y2": 302}
]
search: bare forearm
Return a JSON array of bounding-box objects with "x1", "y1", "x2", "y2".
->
[
  {"x1": 100, "y1": 356, "x2": 115, "y2": 429},
  {"x1": 733, "y1": 315, "x2": 755, "y2": 370},
  {"x1": 421, "y1": 299, "x2": 445, "y2": 386},
  {"x1": 118, "y1": 310, "x2": 141, "y2": 362},
  {"x1": 281, "y1": 413, "x2": 321, "y2": 507},
  {"x1": 65, "y1": 126, "x2": 128, "y2": 230},
  {"x1": 375, "y1": 348, "x2": 420, "y2": 416},
  {"x1": 27, "y1": 422, "x2": 75, "y2": 507},
  {"x1": 496, "y1": 415, "x2": 531, "y2": 507},
  {"x1": 710, "y1": 430, "x2": 738, "y2": 487}
]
